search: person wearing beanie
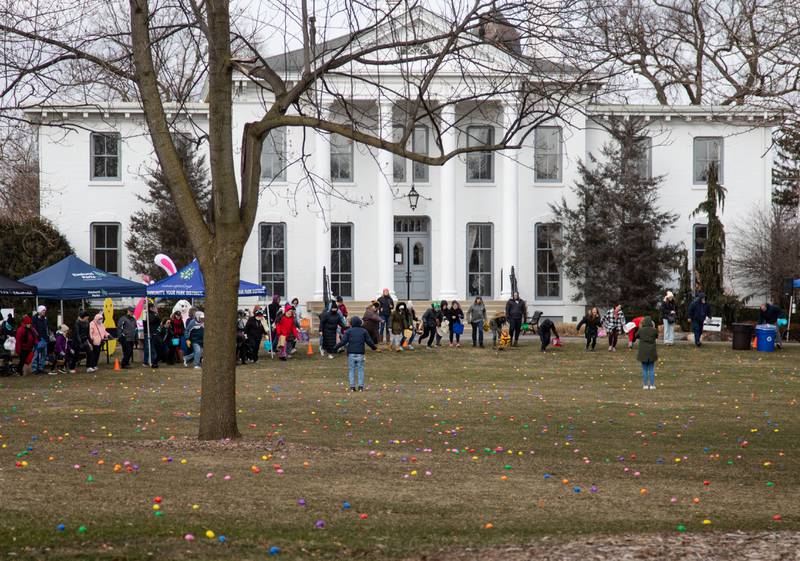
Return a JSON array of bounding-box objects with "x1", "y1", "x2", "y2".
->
[
  {"x1": 333, "y1": 316, "x2": 377, "y2": 391},
  {"x1": 14, "y1": 315, "x2": 38, "y2": 376},
  {"x1": 275, "y1": 304, "x2": 299, "y2": 360},
  {"x1": 31, "y1": 305, "x2": 49, "y2": 375},
  {"x1": 660, "y1": 291, "x2": 678, "y2": 345},
  {"x1": 184, "y1": 311, "x2": 204, "y2": 368}
]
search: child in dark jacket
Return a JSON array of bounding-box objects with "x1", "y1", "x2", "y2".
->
[
  {"x1": 333, "y1": 316, "x2": 377, "y2": 391},
  {"x1": 538, "y1": 318, "x2": 560, "y2": 352},
  {"x1": 576, "y1": 307, "x2": 602, "y2": 351}
]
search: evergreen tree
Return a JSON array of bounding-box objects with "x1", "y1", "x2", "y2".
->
[
  {"x1": 551, "y1": 119, "x2": 681, "y2": 310},
  {"x1": 0, "y1": 216, "x2": 73, "y2": 279},
  {"x1": 675, "y1": 247, "x2": 692, "y2": 330},
  {"x1": 126, "y1": 142, "x2": 211, "y2": 278},
  {"x1": 691, "y1": 162, "x2": 726, "y2": 302},
  {"x1": 772, "y1": 124, "x2": 800, "y2": 209}
]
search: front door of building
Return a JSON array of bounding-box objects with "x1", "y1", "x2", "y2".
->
[{"x1": 393, "y1": 216, "x2": 431, "y2": 301}]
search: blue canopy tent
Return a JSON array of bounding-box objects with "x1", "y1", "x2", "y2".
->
[
  {"x1": 146, "y1": 259, "x2": 271, "y2": 358},
  {"x1": 145, "y1": 259, "x2": 267, "y2": 298},
  {"x1": 21, "y1": 255, "x2": 146, "y2": 299},
  {"x1": 0, "y1": 274, "x2": 37, "y2": 297}
]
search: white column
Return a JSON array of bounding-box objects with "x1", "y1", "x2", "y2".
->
[
  {"x1": 500, "y1": 102, "x2": 519, "y2": 300},
  {"x1": 438, "y1": 103, "x2": 458, "y2": 300},
  {"x1": 377, "y1": 101, "x2": 396, "y2": 298},
  {"x1": 313, "y1": 125, "x2": 332, "y2": 300}
]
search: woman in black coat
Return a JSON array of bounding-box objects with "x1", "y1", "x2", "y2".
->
[{"x1": 319, "y1": 302, "x2": 342, "y2": 358}]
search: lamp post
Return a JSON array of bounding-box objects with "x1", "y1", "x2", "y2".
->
[{"x1": 407, "y1": 184, "x2": 420, "y2": 211}]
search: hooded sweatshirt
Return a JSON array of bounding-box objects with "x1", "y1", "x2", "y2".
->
[
  {"x1": 636, "y1": 316, "x2": 659, "y2": 363},
  {"x1": 15, "y1": 315, "x2": 38, "y2": 355},
  {"x1": 334, "y1": 316, "x2": 377, "y2": 355},
  {"x1": 275, "y1": 305, "x2": 299, "y2": 339},
  {"x1": 89, "y1": 313, "x2": 108, "y2": 346}
]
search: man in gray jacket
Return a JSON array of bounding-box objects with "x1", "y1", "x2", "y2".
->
[{"x1": 117, "y1": 307, "x2": 138, "y2": 369}]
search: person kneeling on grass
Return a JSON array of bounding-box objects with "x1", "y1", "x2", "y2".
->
[
  {"x1": 333, "y1": 316, "x2": 377, "y2": 392},
  {"x1": 538, "y1": 318, "x2": 560, "y2": 352},
  {"x1": 637, "y1": 316, "x2": 658, "y2": 390}
]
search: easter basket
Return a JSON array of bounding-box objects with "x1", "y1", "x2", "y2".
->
[{"x1": 263, "y1": 340, "x2": 272, "y2": 351}]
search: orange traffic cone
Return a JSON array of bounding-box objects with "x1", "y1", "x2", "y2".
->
[
  {"x1": 307, "y1": 341, "x2": 314, "y2": 356},
  {"x1": 113, "y1": 358, "x2": 121, "y2": 371}
]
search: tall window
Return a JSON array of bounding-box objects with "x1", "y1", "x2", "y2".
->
[
  {"x1": 392, "y1": 125, "x2": 430, "y2": 183},
  {"x1": 260, "y1": 128, "x2": 287, "y2": 181},
  {"x1": 534, "y1": 127, "x2": 562, "y2": 183},
  {"x1": 467, "y1": 223, "x2": 493, "y2": 297},
  {"x1": 90, "y1": 132, "x2": 121, "y2": 180},
  {"x1": 693, "y1": 137, "x2": 723, "y2": 183},
  {"x1": 693, "y1": 224, "x2": 708, "y2": 268},
  {"x1": 535, "y1": 223, "x2": 561, "y2": 299},
  {"x1": 632, "y1": 137, "x2": 652, "y2": 179},
  {"x1": 259, "y1": 223, "x2": 286, "y2": 296},
  {"x1": 330, "y1": 134, "x2": 354, "y2": 182},
  {"x1": 466, "y1": 125, "x2": 494, "y2": 182},
  {"x1": 331, "y1": 223, "x2": 353, "y2": 298},
  {"x1": 412, "y1": 125, "x2": 429, "y2": 182},
  {"x1": 91, "y1": 223, "x2": 120, "y2": 275}
]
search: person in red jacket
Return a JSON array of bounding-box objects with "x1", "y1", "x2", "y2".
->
[
  {"x1": 626, "y1": 316, "x2": 644, "y2": 349},
  {"x1": 15, "y1": 315, "x2": 38, "y2": 376},
  {"x1": 275, "y1": 305, "x2": 299, "y2": 361}
]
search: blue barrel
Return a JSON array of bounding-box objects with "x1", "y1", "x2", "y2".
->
[{"x1": 755, "y1": 324, "x2": 777, "y2": 352}]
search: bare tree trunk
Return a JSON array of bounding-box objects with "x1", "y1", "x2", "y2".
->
[{"x1": 197, "y1": 243, "x2": 243, "y2": 440}]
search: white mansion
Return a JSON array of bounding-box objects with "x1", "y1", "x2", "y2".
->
[{"x1": 27, "y1": 15, "x2": 775, "y2": 322}]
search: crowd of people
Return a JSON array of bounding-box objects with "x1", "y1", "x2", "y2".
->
[{"x1": 0, "y1": 288, "x2": 788, "y2": 392}]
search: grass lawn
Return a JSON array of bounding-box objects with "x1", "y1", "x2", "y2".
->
[{"x1": 1, "y1": 339, "x2": 799, "y2": 560}]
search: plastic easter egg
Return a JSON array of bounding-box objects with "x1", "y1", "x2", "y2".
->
[
  {"x1": 78, "y1": 526, "x2": 87, "y2": 534},
  {"x1": 218, "y1": 535, "x2": 226, "y2": 543},
  {"x1": 205, "y1": 530, "x2": 215, "y2": 539},
  {"x1": 297, "y1": 499, "x2": 306, "y2": 506},
  {"x1": 702, "y1": 519, "x2": 711, "y2": 525},
  {"x1": 359, "y1": 513, "x2": 368, "y2": 520},
  {"x1": 342, "y1": 502, "x2": 351, "y2": 510},
  {"x1": 268, "y1": 546, "x2": 281, "y2": 555},
  {"x1": 154, "y1": 496, "x2": 162, "y2": 504},
  {"x1": 184, "y1": 533, "x2": 194, "y2": 541},
  {"x1": 676, "y1": 524, "x2": 686, "y2": 532},
  {"x1": 590, "y1": 485, "x2": 598, "y2": 493},
  {"x1": 484, "y1": 522, "x2": 493, "y2": 529},
  {"x1": 773, "y1": 514, "x2": 782, "y2": 521},
  {"x1": 56, "y1": 523, "x2": 65, "y2": 531},
  {"x1": 315, "y1": 519, "x2": 326, "y2": 529}
]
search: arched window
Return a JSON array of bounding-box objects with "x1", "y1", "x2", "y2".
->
[{"x1": 413, "y1": 242, "x2": 424, "y2": 265}]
